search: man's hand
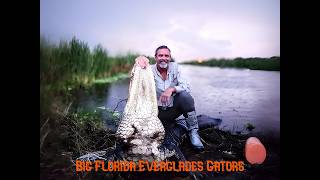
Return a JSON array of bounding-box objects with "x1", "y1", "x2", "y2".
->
[
  {"x1": 159, "y1": 87, "x2": 176, "y2": 106},
  {"x1": 135, "y1": 56, "x2": 149, "y2": 69}
]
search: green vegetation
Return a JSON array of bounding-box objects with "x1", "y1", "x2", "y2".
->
[
  {"x1": 40, "y1": 36, "x2": 137, "y2": 178},
  {"x1": 40, "y1": 36, "x2": 140, "y2": 112},
  {"x1": 40, "y1": 36, "x2": 137, "y2": 89},
  {"x1": 93, "y1": 72, "x2": 129, "y2": 84},
  {"x1": 181, "y1": 57, "x2": 280, "y2": 71}
]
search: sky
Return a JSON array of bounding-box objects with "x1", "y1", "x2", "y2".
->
[{"x1": 40, "y1": 0, "x2": 280, "y2": 62}]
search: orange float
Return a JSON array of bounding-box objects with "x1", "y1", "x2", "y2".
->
[{"x1": 245, "y1": 137, "x2": 267, "y2": 164}]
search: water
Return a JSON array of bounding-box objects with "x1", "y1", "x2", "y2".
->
[
  {"x1": 74, "y1": 65, "x2": 280, "y2": 137},
  {"x1": 182, "y1": 65, "x2": 280, "y2": 137}
]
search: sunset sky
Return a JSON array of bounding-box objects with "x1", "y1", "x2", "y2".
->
[{"x1": 40, "y1": 0, "x2": 280, "y2": 62}]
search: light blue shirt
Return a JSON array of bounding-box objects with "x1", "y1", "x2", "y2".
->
[{"x1": 151, "y1": 62, "x2": 191, "y2": 107}]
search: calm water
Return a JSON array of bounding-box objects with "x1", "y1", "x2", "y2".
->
[{"x1": 74, "y1": 65, "x2": 280, "y2": 137}]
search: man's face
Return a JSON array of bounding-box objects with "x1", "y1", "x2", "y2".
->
[{"x1": 155, "y1": 48, "x2": 171, "y2": 69}]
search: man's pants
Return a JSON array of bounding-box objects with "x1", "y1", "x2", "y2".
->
[{"x1": 158, "y1": 91, "x2": 195, "y2": 129}]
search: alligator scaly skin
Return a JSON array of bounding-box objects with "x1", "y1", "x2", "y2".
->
[{"x1": 116, "y1": 63, "x2": 175, "y2": 161}]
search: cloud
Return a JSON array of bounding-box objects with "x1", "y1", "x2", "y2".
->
[
  {"x1": 41, "y1": 0, "x2": 280, "y2": 61},
  {"x1": 152, "y1": 15, "x2": 233, "y2": 61}
]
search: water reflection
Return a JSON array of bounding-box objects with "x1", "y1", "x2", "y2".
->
[{"x1": 181, "y1": 65, "x2": 280, "y2": 136}]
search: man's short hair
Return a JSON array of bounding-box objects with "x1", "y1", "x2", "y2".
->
[{"x1": 155, "y1": 45, "x2": 171, "y2": 56}]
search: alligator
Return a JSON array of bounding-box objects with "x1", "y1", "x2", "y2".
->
[{"x1": 115, "y1": 63, "x2": 174, "y2": 161}]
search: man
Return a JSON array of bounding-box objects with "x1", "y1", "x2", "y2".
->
[{"x1": 135, "y1": 45, "x2": 204, "y2": 151}]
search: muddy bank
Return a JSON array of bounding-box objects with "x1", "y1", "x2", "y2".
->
[{"x1": 40, "y1": 114, "x2": 279, "y2": 180}]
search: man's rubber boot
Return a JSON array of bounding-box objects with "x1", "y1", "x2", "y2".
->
[{"x1": 186, "y1": 111, "x2": 204, "y2": 151}]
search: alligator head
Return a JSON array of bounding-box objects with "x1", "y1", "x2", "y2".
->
[{"x1": 116, "y1": 63, "x2": 175, "y2": 162}]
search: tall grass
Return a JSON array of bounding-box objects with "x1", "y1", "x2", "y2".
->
[
  {"x1": 40, "y1": 36, "x2": 137, "y2": 89},
  {"x1": 40, "y1": 36, "x2": 139, "y2": 113},
  {"x1": 40, "y1": 36, "x2": 139, "y2": 178},
  {"x1": 182, "y1": 57, "x2": 280, "y2": 71}
]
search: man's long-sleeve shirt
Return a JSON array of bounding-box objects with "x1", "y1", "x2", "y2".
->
[{"x1": 151, "y1": 62, "x2": 191, "y2": 107}]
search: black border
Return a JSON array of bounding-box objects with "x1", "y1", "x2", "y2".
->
[{"x1": 3, "y1": 0, "x2": 39, "y2": 179}]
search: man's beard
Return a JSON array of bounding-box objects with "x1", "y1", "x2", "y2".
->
[{"x1": 159, "y1": 61, "x2": 168, "y2": 69}]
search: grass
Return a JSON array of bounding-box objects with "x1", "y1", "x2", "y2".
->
[
  {"x1": 93, "y1": 72, "x2": 129, "y2": 84},
  {"x1": 40, "y1": 36, "x2": 138, "y2": 179},
  {"x1": 181, "y1": 56, "x2": 280, "y2": 71},
  {"x1": 40, "y1": 107, "x2": 117, "y2": 179},
  {"x1": 40, "y1": 36, "x2": 139, "y2": 114},
  {"x1": 40, "y1": 36, "x2": 137, "y2": 89}
]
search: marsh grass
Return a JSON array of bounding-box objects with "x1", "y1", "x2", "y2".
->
[
  {"x1": 182, "y1": 57, "x2": 280, "y2": 71},
  {"x1": 40, "y1": 36, "x2": 137, "y2": 89},
  {"x1": 40, "y1": 36, "x2": 139, "y2": 118},
  {"x1": 40, "y1": 36, "x2": 138, "y2": 178}
]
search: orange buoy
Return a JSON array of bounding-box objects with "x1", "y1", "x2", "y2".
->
[{"x1": 245, "y1": 137, "x2": 267, "y2": 164}]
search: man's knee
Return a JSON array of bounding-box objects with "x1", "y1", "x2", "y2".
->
[
  {"x1": 175, "y1": 91, "x2": 195, "y2": 112},
  {"x1": 177, "y1": 91, "x2": 194, "y2": 103}
]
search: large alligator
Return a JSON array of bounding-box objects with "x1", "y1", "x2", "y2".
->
[{"x1": 115, "y1": 63, "x2": 175, "y2": 161}]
